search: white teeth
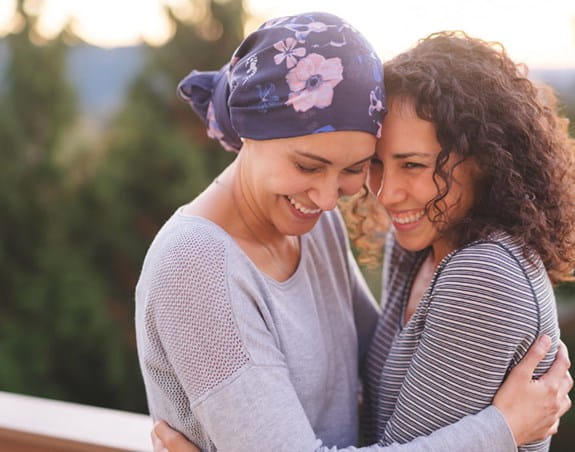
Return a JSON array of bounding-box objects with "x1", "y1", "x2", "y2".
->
[
  {"x1": 391, "y1": 211, "x2": 425, "y2": 225},
  {"x1": 287, "y1": 196, "x2": 321, "y2": 215}
]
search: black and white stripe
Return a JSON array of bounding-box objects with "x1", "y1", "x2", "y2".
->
[{"x1": 361, "y1": 231, "x2": 558, "y2": 452}]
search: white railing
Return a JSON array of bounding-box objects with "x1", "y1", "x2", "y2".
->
[{"x1": 0, "y1": 391, "x2": 152, "y2": 451}]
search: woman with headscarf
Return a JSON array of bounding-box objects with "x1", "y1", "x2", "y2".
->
[{"x1": 137, "y1": 14, "x2": 571, "y2": 452}]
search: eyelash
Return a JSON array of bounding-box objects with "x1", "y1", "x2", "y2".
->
[
  {"x1": 403, "y1": 162, "x2": 426, "y2": 169},
  {"x1": 295, "y1": 162, "x2": 367, "y2": 175},
  {"x1": 369, "y1": 159, "x2": 426, "y2": 170},
  {"x1": 295, "y1": 163, "x2": 320, "y2": 173},
  {"x1": 344, "y1": 164, "x2": 367, "y2": 175}
]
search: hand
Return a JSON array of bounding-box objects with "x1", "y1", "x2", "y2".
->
[
  {"x1": 151, "y1": 420, "x2": 201, "y2": 452},
  {"x1": 494, "y1": 335, "x2": 573, "y2": 445}
]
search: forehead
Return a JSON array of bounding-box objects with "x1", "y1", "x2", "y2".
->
[
  {"x1": 377, "y1": 99, "x2": 439, "y2": 156},
  {"x1": 252, "y1": 131, "x2": 377, "y2": 163}
]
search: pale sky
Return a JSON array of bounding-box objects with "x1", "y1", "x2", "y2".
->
[{"x1": 1, "y1": 0, "x2": 574, "y2": 68}]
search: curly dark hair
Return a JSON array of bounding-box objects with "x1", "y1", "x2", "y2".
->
[{"x1": 345, "y1": 31, "x2": 575, "y2": 284}]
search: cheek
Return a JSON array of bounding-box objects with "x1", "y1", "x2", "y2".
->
[
  {"x1": 411, "y1": 173, "x2": 441, "y2": 205},
  {"x1": 270, "y1": 171, "x2": 313, "y2": 195},
  {"x1": 341, "y1": 173, "x2": 368, "y2": 195}
]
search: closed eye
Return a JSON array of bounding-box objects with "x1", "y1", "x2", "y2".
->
[
  {"x1": 295, "y1": 162, "x2": 321, "y2": 173},
  {"x1": 344, "y1": 163, "x2": 368, "y2": 175}
]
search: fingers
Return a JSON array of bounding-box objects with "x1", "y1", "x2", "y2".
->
[
  {"x1": 510, "y1": 335, "x2": 552, "y2": 380},
  {"x1": 547, "y1": 419, "x2": 560, "y2": 437},
  {"x1": 155, "y1": 420, "x2": 179, "y2": 449},
  {"x1": 153, "y1": 420, "x2": 198, "y2": 452},
  {"x1": 540, "y1": 340, "x2": 571, "y2": 383},
  {"x1": 151, "y1": 422, "x2": 168, "y2": 452},
  {"x1": 564, "y1": 393, "x2": 573, "y2": 415},
  {"x1": 559, "y1": 368, "x2": 573, "y2": 395}
]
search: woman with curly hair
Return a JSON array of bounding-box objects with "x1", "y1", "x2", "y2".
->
[
  {"x1": 356, "y1": 31, "x2": 575, "y2": 451},
  {"x1": 150, "y1": 28, "x2": 573, "y2": 452}
]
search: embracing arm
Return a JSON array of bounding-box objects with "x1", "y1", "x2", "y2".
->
[
  {"x1": 151, "y1": 335, "x2": 570, "y2": 451},
  {"x1": 145, "y1": 228, "x2": 569, "y2": 452}
]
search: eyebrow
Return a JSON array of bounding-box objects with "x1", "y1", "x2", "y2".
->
[
  {"x1": 295, "y1": 151, "x2": 373, "y2": 166},
  {"x1": 393, "y1": 152, "x2": 434, "y2": 159}
]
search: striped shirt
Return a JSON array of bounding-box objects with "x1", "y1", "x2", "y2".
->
[{"x1": 362, "y1": 231, "x2": 559, "y2": 452}]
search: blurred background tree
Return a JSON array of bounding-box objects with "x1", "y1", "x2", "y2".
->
[
  {"x1": 0, "y1": 0, "x2": 120, "y2": 405},
  {"x1": 0, "y1": 0, "x2": 243, "y2": 412}
]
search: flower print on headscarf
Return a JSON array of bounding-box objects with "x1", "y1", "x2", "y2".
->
[
  {"x1": 241, "y1": 55, "x2": 258, "y2": 86},
  {"x1": 369, "y1": 86, "x2": 385, "y2": 117},
  {"x1": 368, "y1": 86, "x2": 385, "y2": 138},
  {"x1": 286, "y1": 21, "x2": 328, "y2": 42},
  {"x1": 256, "y1": 83, "x2": 280, "y2": 114},
  {"x1": 206, "y1": 101, "x2": 236, "y2": 152},
  {"x1": 273, "y1": 37, "x2": 306, "y2": 68},
  {"x1": 285, "y1": 53, "x2": 343, "y2": 112}
]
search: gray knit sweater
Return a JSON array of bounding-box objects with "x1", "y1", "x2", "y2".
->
[{"x1": 135, "y1": 208, "x2": 515, "y2": 451}]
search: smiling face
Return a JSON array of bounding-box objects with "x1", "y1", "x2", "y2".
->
[
  {"x1": 368, "y1": 99, "x2": 477, "y2": 264},
  {"x1": 239, "y1": 130, "x2": 376, "y2": 237}
]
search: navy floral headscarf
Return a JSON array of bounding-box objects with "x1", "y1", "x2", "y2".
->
[{"x1": 178, "y1": 12, "x2": 386, "y2": 151}]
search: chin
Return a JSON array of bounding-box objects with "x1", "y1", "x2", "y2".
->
[
  {"x1": 394, "y1": 235, "x2": 431, "y2": 253},
  {"x1": 278, "y1": 217, "x2": 322, "y2": 237}
]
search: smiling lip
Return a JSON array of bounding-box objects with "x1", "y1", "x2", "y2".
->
[
  {"x1": 388, "y1": 209, "x2": 426, "y2": 231},
  {"x1": 285, "y1": 196, "x2": 322, "y2": 220}
]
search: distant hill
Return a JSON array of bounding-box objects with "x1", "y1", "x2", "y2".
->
[
  {"x1": 1, "y1": 44, "x2": 574, "y2": 121},
  {"x1": 66, "y1": 45, "x2": 146, "y2": 122},
  {"x1": 530, "y1": 68, "x2": 575, "y2": 107},
  {"x1": 60, "y1": 48, "x2": 575, "y2": 120}
]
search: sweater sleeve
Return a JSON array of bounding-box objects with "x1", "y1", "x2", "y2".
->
[{"x1": 380, "y1": 241, "x2": 557, "y2": 451}]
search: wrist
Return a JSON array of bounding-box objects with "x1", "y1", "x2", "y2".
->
[{"x1": 492, "y1": 402, "x2": 521, "y2": 447}]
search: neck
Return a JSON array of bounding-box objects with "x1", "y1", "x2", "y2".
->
[
  {"x1": 431, "y1": 237, "x2": 455, "y2": 267},
  {"x1": 217, "y1": 159, "x2": 287, "y2": 249},
  {"x1": 214, "y1": 159, "x2": 300, "y2": 281}
]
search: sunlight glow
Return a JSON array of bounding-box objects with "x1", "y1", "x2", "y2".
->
[
  {"x1": 0, "y1": 0, "x2": 17, "y2": 33},
  {"x1": 33, "y1": 0, "x2": 176, "y2": 47},
  {"x1": 246, "y1": 0, "x2": 575, "y2": 68},
  {"x1": 0, "y1": 0, "x2": 573, "y2": 67}
]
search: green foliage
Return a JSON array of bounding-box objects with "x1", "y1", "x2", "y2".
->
[
  {"x1": 0, "y1": 1, "x2": 137, "y2": 409},
  {"x1": 0, "y1": 0, "x2": 243, "y2": 412}
]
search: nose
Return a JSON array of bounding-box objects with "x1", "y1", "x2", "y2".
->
[
  {"x1": 376, "y1": 168, "x2": 406, "y2": 207},
  {"x1": 308, "y1": 175, "x2": 340, "y2": 211}
]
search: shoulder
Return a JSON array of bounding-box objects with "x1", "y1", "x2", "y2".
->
[
  {"x1": 431, "y1": 233, "x2": 539, "y2": 316},
  {"x1": 436, "y1": 233, "x2": 530, "y2": 286},
  {"x1": 161, "y1": 214, "x2": 230, "y2": 261},
  {"x1": 138, "y1": 213, "x2": 243, "y2": 302}
]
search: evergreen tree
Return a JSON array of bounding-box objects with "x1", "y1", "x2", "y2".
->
[
  {"x1": 70, "y1": 0, "x2": 247, "y2": 410},
  {"x1": 0, "y1": 0, "x2": 139, "y2": 409}
]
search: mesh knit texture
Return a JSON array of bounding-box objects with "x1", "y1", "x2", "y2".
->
[{"x1": 137, "y1": 219, "x2": 250, "y2": 451}]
